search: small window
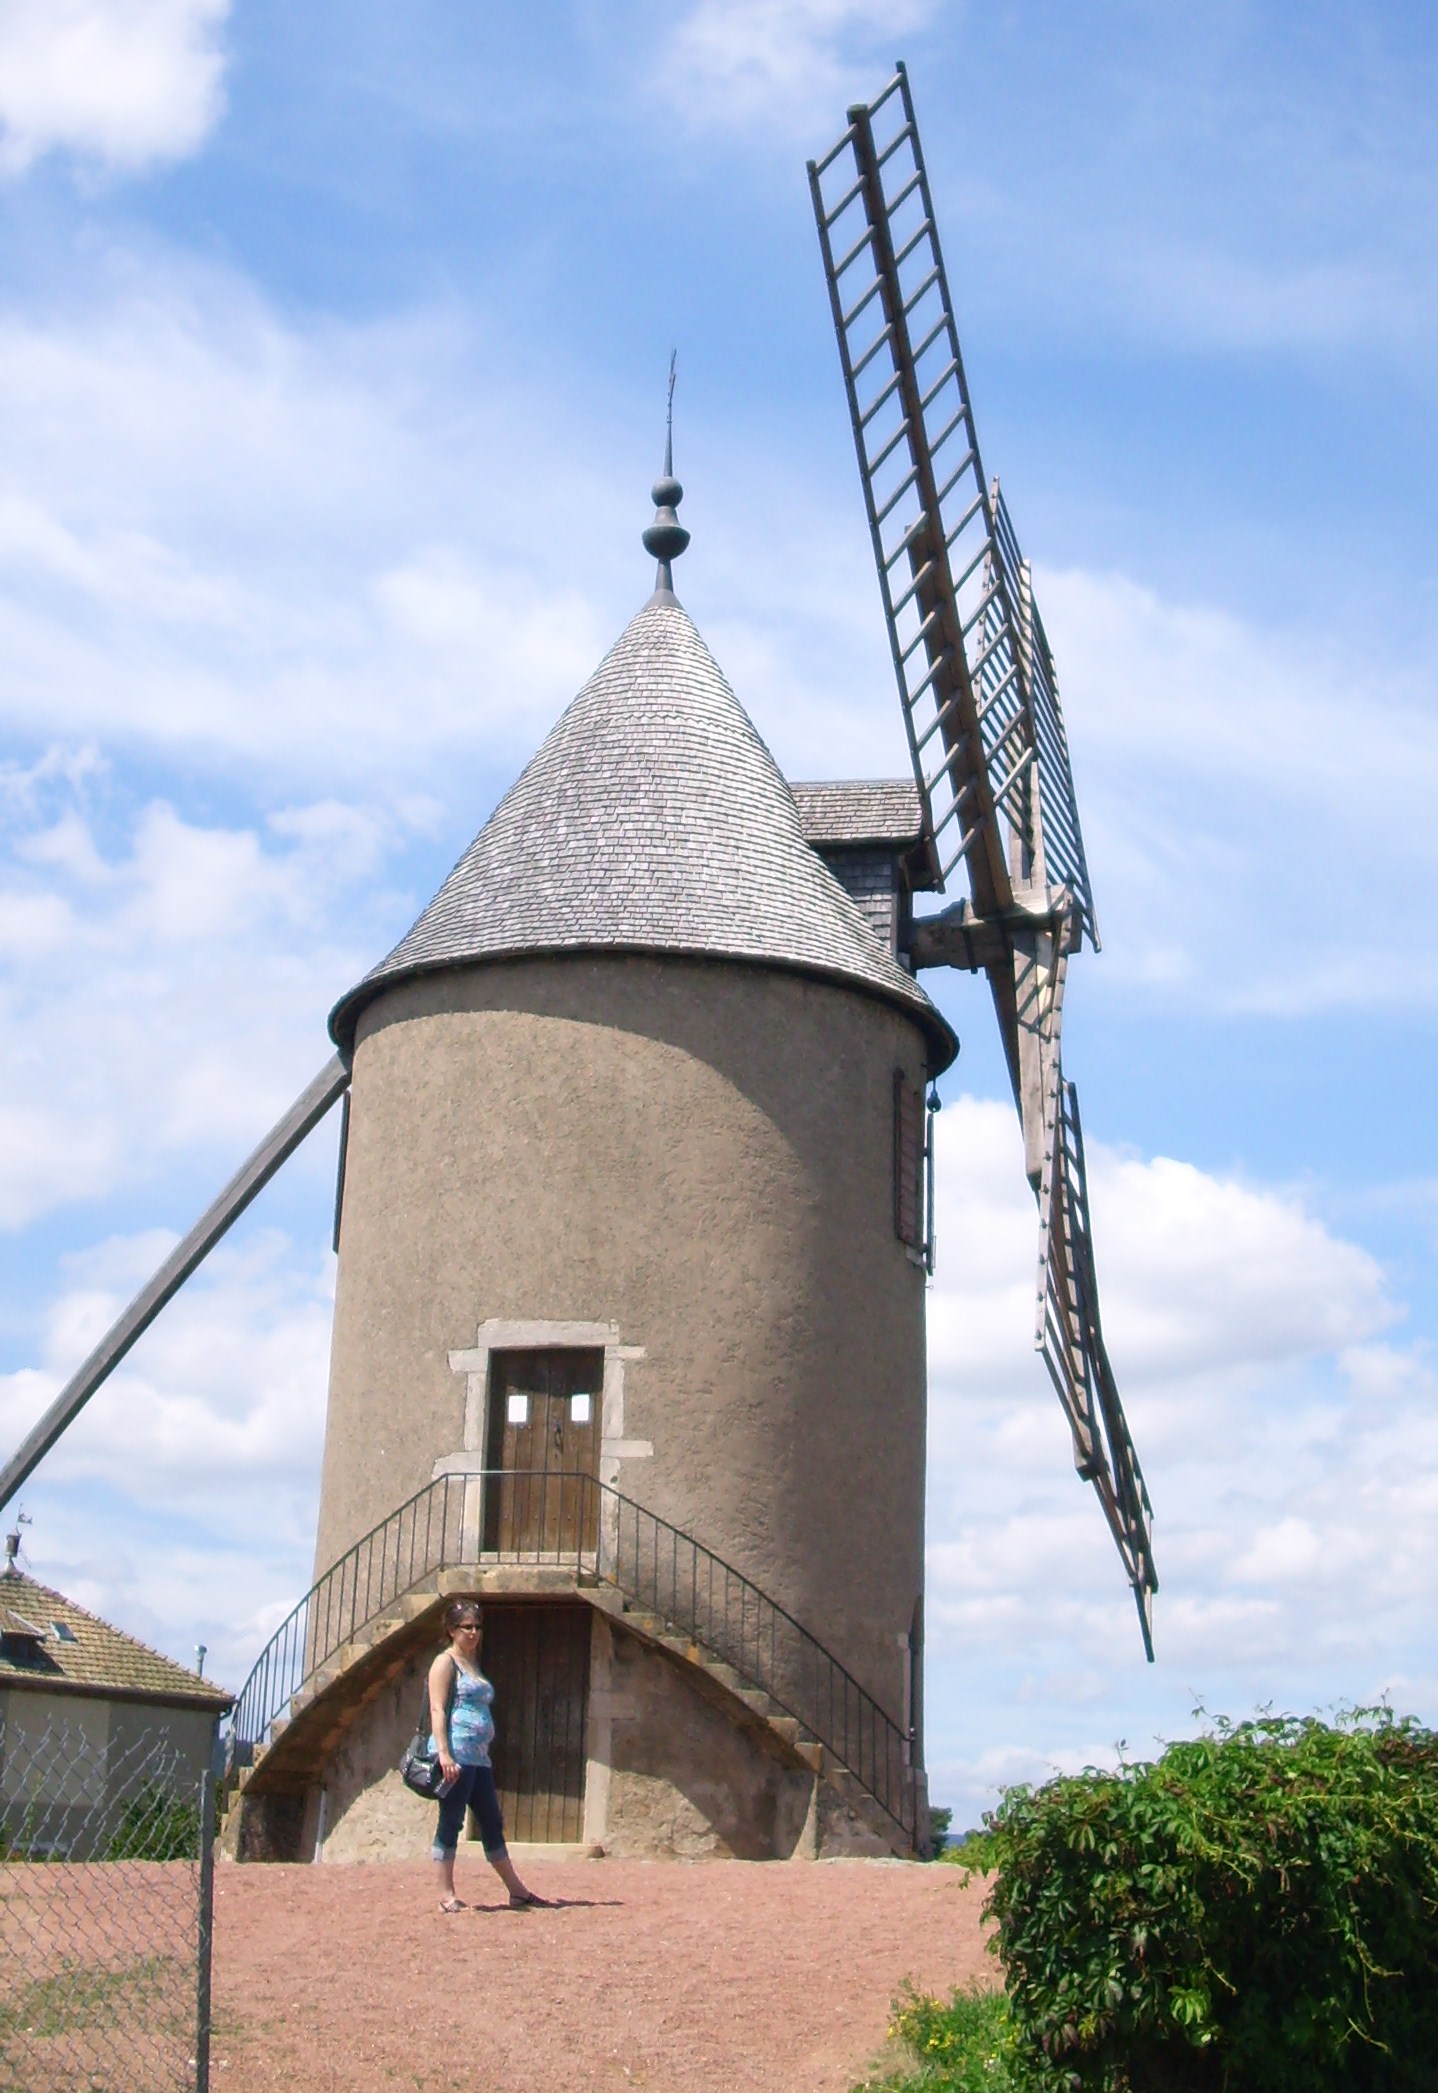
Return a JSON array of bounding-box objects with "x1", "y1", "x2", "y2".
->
[
  {"x1": 570, "y1": 1393, "x2": 591, "y2": 1425},
  {"x1": 506, "y1": 1393, "x2": 529, "y2": 1426},
  {"x1": 51, "y1": 1621, "x2": 77, "y2": 1643}
]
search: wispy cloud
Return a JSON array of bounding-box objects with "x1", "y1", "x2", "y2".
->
[
  {"x1": 0, "y1": 1226, "x2": 331, "y2": 1685},
  {"x1": 0, "y1": 0, "x2": 230, "y2": 177},
  {"x1": 1038, "y1": 563, "x2": 1438, "y2": 1015},
  {"x1": 0, "y1": 756, "x2": 385, "y2": 1229},
  {"x1": 652, "y1": 0, "x2": 935, "y2": 133}
]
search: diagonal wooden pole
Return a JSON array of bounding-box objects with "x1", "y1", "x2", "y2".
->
[{"x1": 0, "y1": 1055, "x2": 349, "y2": 1512}]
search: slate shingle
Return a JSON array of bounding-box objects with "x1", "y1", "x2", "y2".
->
[{"x1": 331, "y1": 596, "x2": 957, "y2": 1069}]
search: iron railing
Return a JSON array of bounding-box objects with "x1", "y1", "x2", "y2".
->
[{"x1": 227, "y1": 1470, "x2": 917, "y2": 1840}]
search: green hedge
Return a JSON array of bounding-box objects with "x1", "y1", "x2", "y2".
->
[{"x1": 981, "y1": 1710, "x2": 1438, "y2": 2091}]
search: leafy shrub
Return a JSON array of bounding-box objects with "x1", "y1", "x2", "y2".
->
[
  {"x1": 940, "y1": 1826, "x2": 1002, "y2": 1874},
  {"x1": 982, "y1": 1709, "x2": 1438, "y2": 2091},
  {"x1": 102, "y1": 1779, "x2": 202, "y2": 1861},
  {"x1": 858, "y1": 1984, "x2": 1015, "y2": 2092}
]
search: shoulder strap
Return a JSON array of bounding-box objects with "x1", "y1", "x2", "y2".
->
[{"x1": 418, "y1": 1650, "x2": 460, "y2": 1740}]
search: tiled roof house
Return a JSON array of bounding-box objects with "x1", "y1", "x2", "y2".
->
[{"x1": 1, "y1": 1562, "x2": 230, "y2": 1858}]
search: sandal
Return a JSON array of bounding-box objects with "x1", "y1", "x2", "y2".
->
[
  {"x1": 508, "y1": 1889, "x2": 548, "y2": 1908},
  {"x1": 439, "y1": 1897, "x2": 468, "y2": 1914}
]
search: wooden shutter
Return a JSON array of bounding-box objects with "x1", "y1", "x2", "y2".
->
[{"x1": 893, "y1": 1069, "x2": 926, "y2": 1249}]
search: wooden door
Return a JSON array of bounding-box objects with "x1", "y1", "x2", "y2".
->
[
  {"x1": 479, "y1": 1602, "x2": 591, "y2": 1844},
  {"x1": 484, "y1": 1347, "x2": 602, "y2": 1553}
]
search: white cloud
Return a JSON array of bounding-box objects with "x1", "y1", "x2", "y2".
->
[
  {"x1": 0, "y1": 1225, "x2": 331, "y2": 1514},
  {"x1": 1037, "y1": 563, "x2": 1438, "y2": 1013},
  {"x1": 654, "y1": 0, "x2": 936, "y2": 131},
  {"x1": 926, "y1": 1099, "x2": 1391, "y2": 1416},
  {"x1": 1090, "y1": 1153, "x2": 1393, "y2": 1378},
  {"x1": 0, "y1": 0, "x2": 229, "y2": 176},
  {"x1": 921, "y1": 1097, "x2": 1438, "y2": 1824},
  {"x1": 0, "y1": 1218, "x2": 333, "y2": 1683},
  {"x1": 0, "y1": 274, "x2": 629, "y2": 785},
  {"x1": 0, "y1": 769, "x2": 379, "y2": 1230}
]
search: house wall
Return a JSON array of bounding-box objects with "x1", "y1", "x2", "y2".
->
[
  {"x1": 316, "y1": 953, "x2": 933, "y2": 1732},
  {"x1": 0, "y1": 1685, "x2": 219, "y2": 1859}
]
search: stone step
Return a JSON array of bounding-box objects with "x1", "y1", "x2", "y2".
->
[{"x1": 621, "y1": 1609, "x2": 662, "y2": 1635}]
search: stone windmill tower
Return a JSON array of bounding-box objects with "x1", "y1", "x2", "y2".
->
[{"x1": 254, "y1": 434, "x2": 958, "y2": 1861}]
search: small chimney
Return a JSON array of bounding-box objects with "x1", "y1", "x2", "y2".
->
[{"x1": 4, "y1": 1510, "x2": 33, "y2": 1577}]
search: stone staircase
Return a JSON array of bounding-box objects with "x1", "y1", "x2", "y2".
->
[{"x1": 223, "y1": 1564, "x2": 913, "y2": 1859}]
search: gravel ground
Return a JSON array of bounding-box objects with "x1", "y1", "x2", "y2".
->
[{"x1": 210, "y1": 1856, "x2": 996, "y2": 2091}]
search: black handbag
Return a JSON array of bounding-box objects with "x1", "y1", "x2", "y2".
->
[{"x1": 398, "y1": 1656, "x2": 456, "y2": 1798}]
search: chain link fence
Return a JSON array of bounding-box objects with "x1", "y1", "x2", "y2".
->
[{"x1": 0, "y1": 1710, "x2": 217, "y2": 2093}]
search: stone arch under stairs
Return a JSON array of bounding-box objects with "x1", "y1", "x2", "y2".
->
[{"x1": 222, "y1": 1563, "x2": 916, "y2": 1864}]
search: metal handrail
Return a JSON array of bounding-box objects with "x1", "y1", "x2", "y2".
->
[{"x1": 226, "y1": 1470, "x2": 917, "y2": 1839}]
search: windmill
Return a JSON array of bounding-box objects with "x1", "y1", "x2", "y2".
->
[
  {"x1": 808, "y1": 64, "x2": 1157, "y2": 1653},
  {"x1": 1, "y1": 63, "x2": 1154, "y2": 1869}
]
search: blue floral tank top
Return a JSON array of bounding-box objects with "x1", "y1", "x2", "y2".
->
[{"x1": 448, "y1": 1664, "x2": 496, "y2": 1767}]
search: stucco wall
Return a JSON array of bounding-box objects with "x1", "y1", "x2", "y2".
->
[
  {"x1": 316, "y1": 954, "x2": 933, "y2": 1726},
  {"x1": 0, "y1": 1686, "x2": 220, "y2": 1859},
  {"x1": 304, "y1": 1646, "x2": 436, "y2": 1864},
  {"x1": 601, "y1": 1627, "x2": 814, "y2": 1860},
  {"x1": 0, "y1": 1688, "x2": 218, "y2": 1793}
]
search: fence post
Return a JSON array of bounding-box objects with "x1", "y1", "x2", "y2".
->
[{"x1": 195, "y1": 1719, "x2": 221, "y2": 2093}]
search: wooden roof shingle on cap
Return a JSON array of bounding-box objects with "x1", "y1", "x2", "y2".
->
[
  {"x1": 330, "y1": 595, "x2": 957, "y2": 1071},
  {"x1": 790, "y1": 779, "x2": 925, "y2": 850}
]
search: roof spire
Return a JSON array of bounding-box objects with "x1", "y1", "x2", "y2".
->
[{"x1": 642, "y1": 350, "x2": 689, "y2": 600}]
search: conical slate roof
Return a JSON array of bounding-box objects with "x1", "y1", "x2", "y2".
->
[{"x1": 330, "y1": 592, "x2": 956, "y2": 1068}]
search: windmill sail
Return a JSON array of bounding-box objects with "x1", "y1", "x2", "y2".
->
[
  {"x1": 809, "y1": 65, "x2": 1156, "y2": 1649},
  {"x1": 807, "y1": 65, "x2": 1096, "y2": 942},
  {"x1": 1041, "y1": 1081, "x2": 1155, "y2": 1649}
]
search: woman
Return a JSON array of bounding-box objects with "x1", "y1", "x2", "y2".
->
[{"x1": 429, "y1": 1599, "x2": 545, "y2": 1913}]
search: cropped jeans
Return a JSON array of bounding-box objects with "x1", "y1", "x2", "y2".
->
[{"x1": 432, "y1": 1763, "x2": 507, "y2": 1861}]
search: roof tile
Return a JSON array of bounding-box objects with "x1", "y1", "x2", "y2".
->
[{"x1": 0, "y1": 1572, "x2": 231, "y2": 1707}]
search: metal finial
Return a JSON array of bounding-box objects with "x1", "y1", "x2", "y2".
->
[
  {"x1": 664, "y1": 349, "x2": 676, "y2": 476},
  {"x1": 642, "y1": 350, "x2": 689, "y2": 596}
]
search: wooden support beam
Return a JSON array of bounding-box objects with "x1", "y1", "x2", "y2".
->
[
  {"x1": 906, "y1": 887, "x2": 1075, "y2": 974},
  {"x1": 0, "y1": 1055, "x2": 350, "y2": 1511}
]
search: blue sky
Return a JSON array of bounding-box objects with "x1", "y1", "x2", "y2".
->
[{"x1": 0, "y1": 1, "x2": 1435, "y2": 1829}]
